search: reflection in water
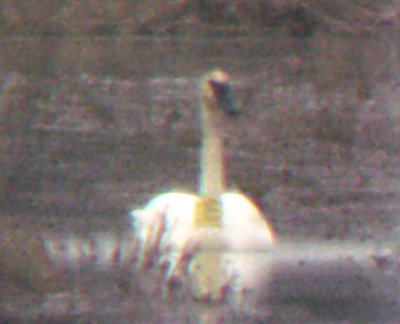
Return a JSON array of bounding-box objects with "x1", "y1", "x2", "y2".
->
[{"x1": 2, "y1": 234, "x2": 398, "y2": 322}]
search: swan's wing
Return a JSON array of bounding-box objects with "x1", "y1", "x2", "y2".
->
[
  {"x1": 129, "y1": 193, "x2": 199, "y2": 278},
  {"x1": 221, "y1": 192, "x2": 275, "y2": 250}
]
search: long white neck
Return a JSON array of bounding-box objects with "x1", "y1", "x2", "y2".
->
[{"x1": 199, "y1": 103, "x2": 226, "y2": 199}]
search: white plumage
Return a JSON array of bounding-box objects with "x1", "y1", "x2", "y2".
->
[
  {"x1": 132, "y1": 192, "x2": 274, "y2": 273},
  {"x1": 130, "y1": 69, "x2": 275, "y2": 302}
]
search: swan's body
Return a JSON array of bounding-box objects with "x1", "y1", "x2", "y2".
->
[
  {"x1": 131, "y1": 69, "x2": 275, "y2": 301},
  {"x1": 133, "y1": 192, "x2": 274, "y2": 268}
]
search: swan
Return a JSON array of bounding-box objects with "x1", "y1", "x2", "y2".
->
[{"x1": 131, "y1": 69, "x2": 276, "y2": 301}]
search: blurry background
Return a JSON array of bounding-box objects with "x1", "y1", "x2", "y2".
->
[{"x1": 0, "y1": 0, "x2": 399, "y2": 322}]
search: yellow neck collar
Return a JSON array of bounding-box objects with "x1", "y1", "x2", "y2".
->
[{"x1": 194, "y1": 196, "x2": 222, "y2": 228}]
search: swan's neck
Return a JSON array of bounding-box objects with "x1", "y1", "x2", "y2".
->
[{"x1": 199, "y1": 106, "x2": 226, "y2": 199}]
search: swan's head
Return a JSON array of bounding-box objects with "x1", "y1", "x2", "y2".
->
[{"x1": 200, "y1": 69, "x2": 237, "y2": 118}]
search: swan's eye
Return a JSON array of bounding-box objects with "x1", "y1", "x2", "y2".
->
[{"x1": 209, "y1": 80, "x2": 238, "y2": 117}]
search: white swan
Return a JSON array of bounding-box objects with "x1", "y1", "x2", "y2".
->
[{"x1": 131, "y1": 69, "x2": 276, "y2": 301}]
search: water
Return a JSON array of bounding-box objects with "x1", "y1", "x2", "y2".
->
[{"x1": 0, "y1": 34, "x2": 399, "y2": 322}]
